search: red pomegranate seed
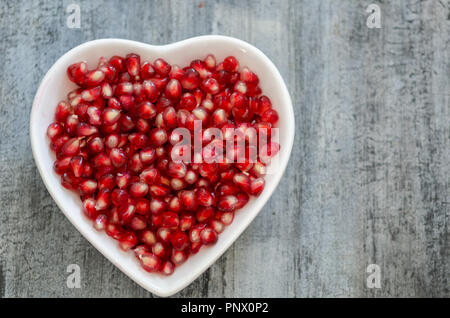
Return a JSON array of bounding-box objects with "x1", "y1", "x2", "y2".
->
[
  {"x1": 196, "y1": 188, "x2": 214, "y2": 207},
  {"x1": 141, "y1": 230, "x2": 156, "y2": 246},
  {"x1": 261, "y1": 108, "x2": 279, "y2": 124},
  {"x1": 84, "y1": 69, "x2": 105, "y2": 87},
  {"x1": 189, "y1": 224, "x2": 206, "y2": 243},
  {"x1": 233, "y1": 173, "x2": 251, "y2": 192},
  {"x1": 150, "y1": 198, "x2": 166, "y2": 214},
  {"x1": 191, "y1": 59, "x2": 212, "y2": 79},
  {"x1": 47, "y1": 122, "x2": 64, "y2": 140},
  {"x1": 93, "y1": 214, "x2": 108, "y2": 231},
  {"x1": 220, "y1": 211, "x2": 234, "y2": 225},
  {"x1": 201, "y1": 78, "x2": 220, "y2": 94},
  {"x1": 130, "y1": 182, "x2": 148, "y2": 198},
  {"x1": 70, "y1": 155, "x2": 84, "y2": 178},
  {"x1": 62, "y1": 137, "x2": 81, "y2": 155},
  {"x1": 136, "y1": 101, "x2": 156, "y2": 119},
  {"x1": 125, "y1": 53, "x2": 140, "y2": 77},
  {"x1": 150, "y1": 128, "x2": 168, "y2": 146},
  {"x1": 153, "y1": 58, "x2": 171, "y2": 76},
  {"x1": 200, "y1": 227, "x2": 218, "y2": 245},
  {"x1": 156, "y1": 227, "x2": 171, "y2": 244},
  {"x1": 170, "y1": 231, "x2": 189, "y2": 251},
  {"x1": 210, "y1": 219, "x2": 225, "y2": 234},
  {"x1": 223, "y1": 56, "x2": 239, "y2": 72},
  {"x1": 180, "y1": 214, "x2": 196, "y2": 231},
  {"x1": 181, "y1": 68, "x2": 200, "y2": 90},
  {"x1": 102, "y1": 108, "x2": 121, "y2": 125},
  {"x1": 67, "y1": 62, "x2": 88, "y2": 85},
  {"x1": 141, "y1": 62, "x2": 155, "y2": 79},
  {"x1": 167, "y1": 196, "x2": 181, "y2": 212},
  {"x1": 217, "y1": 195, "x2": 238, "y2": 212},
  {"x1": 95, "y1": 189, "x2": 110, "y2": 210},
  {"x1": 196, "y1": 206, "x2": 214, "y2": 222},
  {"x1": 79, "y1": 179, "x2": 97, "y2": 196},
  {"x1": 161, "y1": 261, "x2": 175, "y2": 275},
  {"x1": 139, "y1": 252, "x2": 162, "y2": 272},
  {"x1": 130, "y1": 215, "x2": 147, "y2": 231},
  {"x1": 171, "y1": 249, "x2": 187, "y2": 265},
  {"x1": 179, "y1": 190, "x2": 198, "y2": 211},
  {"x1": 236, "y1": 192, "x2": 249, "y2": 209},
  {"x1": 204, "y1": 54, "x2": 216, "y2": 70},
  {"x1": 165, "y1": 79, "x2": 182, "y2": 101},
  {"x1": 250, "y1": 177, "x2": 265, "y2": 196},
  {"x1": 83, "y1": 198, "x2": 97, "y2": 219}
]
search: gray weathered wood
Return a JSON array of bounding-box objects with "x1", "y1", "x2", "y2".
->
[{"x1": 0, "y1": 0, "x2": 448, "y2": 297}]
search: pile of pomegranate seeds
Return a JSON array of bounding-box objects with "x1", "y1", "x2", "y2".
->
[{"x1": 47, "y1": 53, "x2": 280, "y2": 275}]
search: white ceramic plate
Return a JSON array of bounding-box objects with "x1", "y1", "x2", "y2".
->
[{"x1": 30, "y1": 36, "x2": 295, "y2": 296}]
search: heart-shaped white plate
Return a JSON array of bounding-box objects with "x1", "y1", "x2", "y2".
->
[{"x1": 30, "y1": 36, "x2": 295, "y2": 296}]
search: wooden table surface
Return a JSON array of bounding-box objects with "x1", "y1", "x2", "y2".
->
[{"x1": 0, "y1": 0, "x2": 448, "y2": 297}]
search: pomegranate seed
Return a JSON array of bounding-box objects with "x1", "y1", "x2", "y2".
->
[
  {"x1": 165, "y1": 79, "x2": 182, "y2": 101},
  {"x1": 180, "y1": 214, "x2": 196, "y2": 231},
  {"x1": 102, "y1": 108, "x2": 121, "y2": 125},
  {"x1": 191, "y1": 59, "x2": 212, "y2": 79},
  {"x1": 153, "y1": 58, "x2": 171, "y2": 76},
  {"x1": 223, "y1": 56, "x2": 239, "y2": 72},
  {"x1": 95, "y1": 189, "x2": 110, "y2": 210},
  {"x1": 93, "y1": 214, "x2": 108, "y2": 231},
  {"x1": 142, "y1": 80, "x2": 159, "y2": 103},
  {"x1": 201, "y1": 78, "x2": 220, "y2": 94},
  {"x1": 53, "y1": 156, "x2": 72, "y2": 175},
  {"x1": 130, "y1": 215, "x2": 147, "y2": 231},
  {"x1": 84, "y1": 69, "x2": 105, "y2": 87},
  {"x1": 125, "y1": 53, "x2": 140, "y2": 77},
  {"x1": 149, "y1": 184, "x2": 170, "y2": 197},
  {"x1": 250, "y1": 177, "x2": 265, "y2": 196},
  {"x1": 189, "y1": 224, "x2": 206, "y2": 243},
  {"x1": 261, "y1": 108, "x2": 279, "y2": 124},
  {"x1": 47, "y1": 122, "x2": 64, "y2": 140},
  {"x1": 141, "y1": 62, "x2": 155, "y2": 79},
  {"x1": 196, "y1": 206, "x2": 214, "y2": 222},
  {"x1": 150, "y1": 128, "x2": 168, "y2": 146},
  {"x1": 152, "y1": 241, "x2": 168, "y2": 259},
  {"x1": 62, "y1": 137, "x2": 81, "y2": 155},
  {"x1": 82, "y1": 198, "x2": 97, "y2": 219},
  {"x1": 106, "y1": 223, "x2": 124, "y2": 239},
  {"x1": 169, "y1": 231, "x2": 188, "y2": 251},
  {"x1": 204, "y1": 54, "x2": 216, "y2": 70},
  {"x1": 141, "y1": 230, "x2": 156, "y2": 246},
  {"x1": 156, "y1": 227, "x2": 171, "y2": 244},
  {"x1": 220, "y1": 211, "x2": 234, "y2": 225},
  {"x1": 136, "y1": 101, "x2": 156, "y2": 119},
  {"x1": 179, "y1": 190, "x2": 198, "y2": 211},
  {"x1": 196, "y1": 188, "x2": 214, "y2": 207},
  {"x1": 65, "y1": 114, "x2": 79, "y2": 135},
  {"x1": 139, "y1": 252, "x2": 162, "y2": 272},
  {"x1": 171, "y1": 249, "x2": 187, "y2": 265},
  {"x1": 200, "y1": 227, "x2": 218, "y2": 245},
  {"x1": 236, "y1": 192, "x2": 249, "y2": 209},
  {"x1": 161, "y1": 261, "x2": 175, "y2": 275},
  {"x1": 79, "y1": 179, "x2": 97, "y2": 196},
  {"x1": 130, "y1": 182, "x2": 149, "y2": 198},
  {"x1": 70, "y1": 155, "x2": 84, "y2": 178},
  {"x1": 217, "y1": 195, "x2": 238, "y2": 212},
  {"x1": 168, "y1": 196, "x2": 182, "y2": 212},
  {"x1": 233, "y1": 173, "x2": 251, "y2": 192},
  {"x1": 150, "y1": 198, "x2": 166, "y2": 214},
  {"x1": 210, "y1": 219, "x2": 225, "y2": 234}
]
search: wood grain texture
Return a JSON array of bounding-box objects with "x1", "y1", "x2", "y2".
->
[{"x1": 0, "y1": 0, "x2": 448, "y2": 297}]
